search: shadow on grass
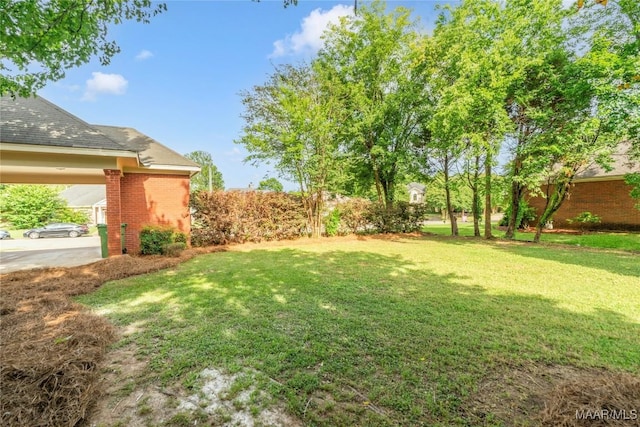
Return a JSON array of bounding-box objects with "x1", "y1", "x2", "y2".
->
[{"x1": 78, "y1": 247, "x2": 640, "y2": 426}]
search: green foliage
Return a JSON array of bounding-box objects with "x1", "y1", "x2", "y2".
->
[
  {"x1": 173, "y1": 232, "x2": 188, "y2": 244},
  {"x1": 184, "y1": 151, "x2": 224, "y2": 192},
  {"x1": 365, "y1": 201, "x2": 429, "y2": 233},
  {"x1": 139, "y1": 226, "x2": 181, "y2": 256},
  {"x1": 257, "y1": 177, "x2": 284, "y2": 192},
  {"x1": 237, "y1": 63, "x2": 346, "y2": 237},
  {"x1": 499, "y1": 199, "x2": 536, "y2": 229},
  {"x1": 53, "y1": 207, "x2": 90, "y2": 225},
  {"x1": 567, "y1": 212, "x2": 602, "y2": 229},
  {"x1": 316, "y1": 1, "x2": 423, "y2": 207},
  {"x1": 625, "y1": 173, "x2": 640, "y2": 210},
  {"x1": 0, "y1": 185, "x2": 65, "y2": 228},
  {"x1": 1, "y1": 0, "x2": 167, "y2": 97},
  {"x1": 190, "y1": 190, "x2": 307, "y2": 246},
  {"x1": 324, "y1": 209, "x2": 341, "y2": 237}
]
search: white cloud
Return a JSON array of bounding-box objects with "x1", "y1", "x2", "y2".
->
[
  {"x1": 270, "y1": 4, "x2": 353, "y2": 58},
  {"x1": 82, "y1": 72, "x2": 128, "y2": 101},
  {"x1": 135, "y1": 50, "x2": 154, "y2": 61}
]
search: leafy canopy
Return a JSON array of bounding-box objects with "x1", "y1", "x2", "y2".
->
[{"x1": 184, "y1": 151, "x2": 224, "y2": 192}]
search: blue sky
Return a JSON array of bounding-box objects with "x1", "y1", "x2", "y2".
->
[{"x1": 39, "y1": 1, "x2": 454, "y2": 190}]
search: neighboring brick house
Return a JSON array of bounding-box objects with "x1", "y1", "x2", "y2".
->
[
  {"x1": 0, "y1": 96, "x2": 200, "y2": 255},
  {"x1": 528, "y1": 142, "x2": 640, "y2": 230}
]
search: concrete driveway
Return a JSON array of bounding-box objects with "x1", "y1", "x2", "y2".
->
[{"x1": 0, "y1": 235, "x2": 103, "y2": 274}]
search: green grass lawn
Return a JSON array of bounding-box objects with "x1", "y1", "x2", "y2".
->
[
  {"x1": 77, "y1": 236, "x2": 640, "y2": 426},
  {"x1": 424, "y1": 222, "x2": 640, "y2": 252}
]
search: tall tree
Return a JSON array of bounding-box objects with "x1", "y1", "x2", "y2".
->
[
  {"x1": 528, "y1": 0, "x2": 640, "y2": 242},
  {"x1": 316, "y1": 0, "x2": 424, "y2": 208},
  {"x1": 237, "y1": 63, "x2": 346, "y2": 238},
  {"x1": 0, "y1": 185, "x2": 65, "y2": 228},
  {"x1": 0, "y1": 0, "x2": 167, "y2": 97},
  {"x1": 184, "y1": 151, "x2": 224, "y2": 192},
  {"x1": 426, "y1": 0, "x2": 516, "y2": 238},
  {"x1": 258, "y1": 177, "x2": 284, "y2": 192},
  {"x1": 500, "y1": 0, "x2": 573, "y2": 239}
]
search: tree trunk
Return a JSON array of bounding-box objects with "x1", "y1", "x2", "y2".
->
[
  {"x1": 444, "y1": 156, "x2": 458, "y2": 236},
  {"x1": 505, "y1": 156, "x2": 523, "y2": 240},
  {"x1": 472, "y1": 155, "x2": 481, "y2": 237},
  {"x1": 484, "y1": 153, "x2": 493, "y2": 239},
  {"x1": 533, "y1": 179, "x2": 571, "y2": 243}
]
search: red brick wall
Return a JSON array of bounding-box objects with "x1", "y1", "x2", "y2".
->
[
  {"x1": 104, "y1": 169, "x2": 123, "y2": 256},
  {"x1": 528, "y1": 179, "x2": 640, "y2": 230},
  {"x1": 120, "y1": 173, "x2": 191, "y2": 253}
]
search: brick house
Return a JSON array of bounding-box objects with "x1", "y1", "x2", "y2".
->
[
  {"x1": 0, "y1": 96, "x2": 200, "y2": 255},
  {"x1": 528, "y1": 142, "x2": 640, "y2": 230}
]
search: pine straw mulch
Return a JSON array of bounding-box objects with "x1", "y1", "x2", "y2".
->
[
  {"x1": 0, "y1": 247, "x2": 225, "y2": 427},
  {"x1": 1, "y1": 236, "x2": 639, "y2": 426},
  {"x1": 463, "y1": 361, "x2": 640, "y2": 426}
]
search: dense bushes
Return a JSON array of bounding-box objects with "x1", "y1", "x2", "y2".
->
[
  {"x1": 365, "y1": 201, "x2": 430, "y2": 233},
  {"x1": 330, "y1": 199, "x2": 429, "y2": 235},
  {"x1": 189, "y1": 191, "x2": 429, "y2": 246},
  {"x1": 190, "y1": 190, "x2": 308, "y2": 246},
  {"x1": 139, "y1": 226, "x2": 187, "y2": 256}
]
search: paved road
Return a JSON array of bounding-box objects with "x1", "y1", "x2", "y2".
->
[{"x1": 0, "y1": 235, "x2": 103, "y2": 274}]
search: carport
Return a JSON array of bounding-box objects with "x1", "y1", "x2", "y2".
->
[{"x1": 0, "y1": 96, "x2": 200, "y2": 256}]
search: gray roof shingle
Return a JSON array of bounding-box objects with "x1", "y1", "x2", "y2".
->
[
  {"x1": 60, "y1": 185, "x2": 106, "y2": 206},
  {"x1": 575, "y1": 141, "x2": 639, "y2": 180},
  {"x1": 0, "y1": 96, "x2": 128, "y2": 151},
  {"x1": 92, "y1": 125, "x2": 200, "y2": 169},
  {"x1": 1, "y1": 95, "x2": 200, "y2": 172}
]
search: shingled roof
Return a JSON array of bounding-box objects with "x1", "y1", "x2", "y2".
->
[
  {"x1": 1, "y1": 95, "x2": 199, "y2": 173},
  {"x1": 93, "y1": 125, "x2": 200, "y2": 170},
  {"x1": 0, "y1": 96, "x2": 127, "y2": 152},
  {"x1": 575, "y1": 141, "x2": 639, "y2": 181}
]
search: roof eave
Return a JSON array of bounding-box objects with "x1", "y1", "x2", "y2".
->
[{"x1": 0, "y1": 142, "x2": 138, "y2": 159}]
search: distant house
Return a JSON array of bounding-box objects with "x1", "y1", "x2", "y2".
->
[
  {"x1": 60, "y1": 185, "x2": 106, "y2": 224},
  {"x1": 528, "y1": 142, "x2": 640, "y2": 230},
  {"x1": 407, "y1": 182, "x2": 426, "y2": 204}
]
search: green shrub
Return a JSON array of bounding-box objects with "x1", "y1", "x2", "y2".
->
[
  {"x1": 140, "y1": 226, "x2": 176, "y2": 255},
  {"x1": 163, "y1": 242, "x2": 187, "y2": 257},
  {"x1": 324, "y1": 209, "x2": 341, "y2": 237},
  {"x1": 567, "y1": 211, "x2": 601, "y2": 231},
  {"x1": 173, "y1": 231, "x2": 188, "y2": 244},
  {"x1": 365, "y1": 202, "x2": 429, "y2": 233},
  {"x1": 499, "y1": 199, "x2": 536, "y2": 229},
  {"x1": 53, "y1": 207, "x2": 90, "y2": 225}
]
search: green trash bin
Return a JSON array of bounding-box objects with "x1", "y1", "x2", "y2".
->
[
  {"x1": 120, "y1": 223, "x2": 127, "y2": 254},
  {"x1": 97, "y1": 224, "x2": 108, "y2": 258}
]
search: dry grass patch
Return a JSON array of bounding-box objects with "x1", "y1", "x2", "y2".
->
[{"x1": 0, "y1": 247, "x2": 224, "y2": 427}]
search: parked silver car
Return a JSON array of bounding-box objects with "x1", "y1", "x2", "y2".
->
[
  {"x1": 23, "y1": 223, "x2": 89, "y2": 239},
  {"x1": 0, "y1": 229, "x2": 10, "y2": 240}
]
